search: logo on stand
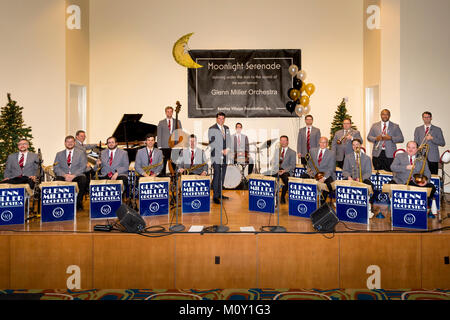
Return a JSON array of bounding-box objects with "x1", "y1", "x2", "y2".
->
[
  {"x1": 404, "y1": 213, "x2": 416, "y2": 225},
  {"x1": 0, "y1": 211, "x2": 13, "y2": 222},
  {"x1": 297, "y1": 204, "x2": 307, "y2": 215},
  {"x1": 191, "y1": 199, "x2": 201, "y2": 210},
  {"x1": 149, "y1": 202, "x2": 160, "y2": 213},
  {"x1": 100, "y1": 205, "x2": 112, "y2": 215},
  {"x1": 346, "y1": 208, "x2": 358, "y2": 219},
  {"x1": 257, "y1": 199, "x2": 267, "y2": 209},
  {"x1": 52, "y1": 207, "x2": 65, "y2": 219}
]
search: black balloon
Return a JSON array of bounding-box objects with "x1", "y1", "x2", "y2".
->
[
  {"x1": 285, "y1": 101, "x2": 296, "y2": 113},
  {"x1": 287, "y1": 88, "x2": 294, "y2": 98},
  {"x1": 293, "y1": 78, "x2": 303, "y2": 90}
]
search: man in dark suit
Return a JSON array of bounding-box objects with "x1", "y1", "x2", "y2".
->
[
  {"x1": 297, "y1": 114, "x2": 321, "y2": 166},
  {"x1": 1, "y1": 139, "x2": 39, "y2": 189},
  {"x1": 53, "y1": 135, "x2": 88, "y2": 210},
  {"x1": 157, "y1": 106, "x2": 182, "y2": 176},
  {"x1": 208, "y1": 112, "x2": 231, "y2": 204},
  {"x1": 271, "y1": 135, "x2": 296, "y2": 204}
]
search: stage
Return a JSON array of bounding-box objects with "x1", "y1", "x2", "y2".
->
[{"x1": 0, "y1": 189, "x2": 449, "y2": 290}]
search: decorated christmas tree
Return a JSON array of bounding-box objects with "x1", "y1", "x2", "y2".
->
[
  {"x1": 0, "y1": 93, "x2": 35, "y2": 180},
  {"x1": 329, "y1": 97, "x2": 357, "y2": 148}
]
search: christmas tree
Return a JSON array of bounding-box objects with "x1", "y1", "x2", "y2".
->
[
  {"x1": 0, "y1": 93, "x2": 35, "y2": 180},
  {"x1": 329, "y1": 98, "x2": 357, "y2": 148}
]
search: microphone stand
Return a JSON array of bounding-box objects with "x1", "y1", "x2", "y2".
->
[
  {"x1": 269, "y1": 167, "x2": 286, "y2": 232},
  {"x1": 374, "y1": 169, "x2": 385, "y2": 219},
  {"x1": 28, "y1": 149, "x2": 44, "y2": 220},
  {"x1": 215, "y1": 155, "x2": 229, "y2": 232},
  {"x1": 169, "y1": 172, "x2": 185, "y2": 232}
]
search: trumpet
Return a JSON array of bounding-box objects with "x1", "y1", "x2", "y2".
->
[
  {"x1": 356, "y1": 147, "x2": 363, "y2": 182},
  {"x1": 305, "y1": 153, "x2": 325, "y2": 180},
  {"x1": 336, "y1": 128, "x2": 354, "y2": 145},
  {"x1": 406, "y1": 144, "x2": 430, "y2": 186}
]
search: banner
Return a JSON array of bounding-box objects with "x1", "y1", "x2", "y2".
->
[
  {"x1": 248, "y1": 176, "x2": 275, "y2": 214},
  {"x1": 139, "y1": 180, "x2": 170, "y2": 217},
  {"x1": 335, "y1": 185, "x2": 369, "y2": 224},
  {"x1": 391, "y1": 189, "x2": 427, "y2": 230},
  {"x1": 188, "y1": 49, "x2": 301, "y2": 118},
  {"x1": 89, "y1": 183, "x2": 122, "y2": 219},
  {"x1": 181, "y1": 178, "x2": 210, "y2": 214},
  {"x1": 41, "y1": 185, "x2": 76, "y2": 223},
  {"x1": 0, "y1": 187, "x2": 26, "y2": 226},
  {"x1": 288, "y1": 180, "x2": 318, "y2": 218}
]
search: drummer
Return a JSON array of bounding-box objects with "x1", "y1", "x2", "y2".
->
[{"x1": 232, "y1": 123, "x2": 253, "y2": 175}]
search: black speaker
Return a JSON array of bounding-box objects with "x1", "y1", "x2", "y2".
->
[
  {"x1": 310, "y1": 203, "x2": 339, "y2": 233},
  {"x1": 116, "y1": 204, "x2": 146, "y2": 233}
]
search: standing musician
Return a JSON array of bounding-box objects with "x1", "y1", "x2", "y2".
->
[
  {"x1": 367, "y1": 108, "x2": 404, "y2": 172},
  {"x1": 94, "y1": 136, "x2": 130, "y2": 191},
  {"x1": 297, "y1": 114, "x2": 321, "y2": 166},
  {"x1": 413, "y1": 111, "x2": 445, "y2": 175},
  {"x1": 135, "y1": 134, "x2": 163, "y2": 178},
  {"x1": 1, "y1": 139, "x2": 38, "y2": 189},
  {"x1": 389, "y1": 141, "x2": 436, "y2": 200},
  {"x1": 157, "y1": 106, "x2": 182, "y2": 176},
  {"x1": 177, "y1": 134, "x2": 208, "y2": 176},
  {"x1": 231, "y1": 122, "x2": 253, "y2": 175},
  {"x1": 270, "y1": 135, "x2": 296, "y2": 204},
  {"x1": 300, "y1": 137, "x2": 336, "y2": 204},
  {"x1": 208, "y1": 112, "x2": 231, "y2": 204},
  {"x1": 53, "y1": 135, "x2": 88, "y2": 210},
  {"x1": 74, "y1": 130, "x2": 98, "y2": 198},
  {"x1": 331, "y1": 117, "x2": 363, "y2": 168}
]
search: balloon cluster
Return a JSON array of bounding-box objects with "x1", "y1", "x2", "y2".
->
[{"x1": 285, "y1": 65, "x2": 315, "y2": 117}]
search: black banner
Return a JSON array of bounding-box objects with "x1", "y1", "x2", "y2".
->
[{"x1": 187, "y1": 49, "x2": 301, "y2": 118}]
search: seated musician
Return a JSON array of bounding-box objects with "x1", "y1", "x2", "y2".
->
[
  {"x1": 342, "y1": 138, "x2": 375, "y2": 208},
  {"x1": 177, "y1": 134, "x2": 208, "y2": 176},
  {"x1": 270, "y1": 135, "x2": 296, "y2": 204},
  {"x1": 389, "y1": 140, "x2": 436, "y2": 201},
  {"x1": 1, "y1": 139, "x2": 38, "y2": 189},
  {"x1": 94, "y1": 136, "x2": 129, "y2": 191},
  {"x1": 300, "y1": 136, "x2": 336, "y2": 204},
  {"x1": 135, "y1": 134, "x2": 163, "y2": 178},
  {"x1": 231, "y1": 123, "x2": 253, "y2": 175},
  {"x1": 53, "y1": 136, "x2": 88, "y2": 210}
]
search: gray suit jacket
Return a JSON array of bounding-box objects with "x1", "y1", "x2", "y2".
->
[
  {"x1": 95, "y1": 148, "x2": 130, "y2": 177},
  {"x1": 157, "y1": 118, "x2": 182, "y2": 149},
  {"x1": 331, "y1": 129, "x2": 363, "y2": 161},
  {"x1": 134, "y1": 147, "x2": 163, "y2": 176},
  {"x1": 53, "y1": 148, "x2": 87, "y2": 177},
  {"x1": 75, "y1": 140, "x2": 97, "y2": 152},
  {"x1": 4, "y1": 152, "x2": 39, "y2": 179},
  {"x1": 307, "y1": 147, "x2": 336, "y2": 180},
  {"x1": 271, "y1": 147, "x2": 297, "y2": 176},
  {"x1": 177, "y1": 148, "x2": 208, "y2": 175},
  {"x1": 342, "y1": 152, "x2": 372, "y2": 181},
  {"x1": 414, "y1": 124, "x2": 446, "y2": 162},
  {"x1": 390, "y1": 152, "x2": 431, "y2": 184},
  {"x1": 297, "y1": 126, "x2": 321, "y2": 156},
  {"x1": 367, "y1": 121, "x2": 404, "y2": 158},
  {"x1": 208, "y1": 123, "x2": 232, "y2": 165}
]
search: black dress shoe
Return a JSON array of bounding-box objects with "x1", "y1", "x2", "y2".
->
[
  {"x1": 221, "y1": 195, "x2": 230, "y2": 200},
  {"x1": 280, "y1": 197, "x2": 286, "y2": 204},
  {"x1": 213, "y1": 198, "x2": 221, "y2": 204}
]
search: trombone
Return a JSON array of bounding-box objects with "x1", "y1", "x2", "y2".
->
[
  {"x1": 336, "y1": 128, "x2": 354, "y2": 145},
  {"x1": 304, "y1": 153, "x2": 325, "y2": 180},
  {"x1": 406, "y1": 144, "x2": 430, "y2": 186}
]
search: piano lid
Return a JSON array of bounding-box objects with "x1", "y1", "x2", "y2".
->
[{"x1": 112, "y1": 114, "x2": 157, "y2": 144}]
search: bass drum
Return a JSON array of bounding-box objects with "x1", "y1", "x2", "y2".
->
[{"x1": 223, "y1": 165, "x2": 243, "y2": 189}]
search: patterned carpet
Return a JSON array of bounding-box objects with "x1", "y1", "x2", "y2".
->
[{"x1": 1, "y1": 288, "x2": 449, "y2": 300}]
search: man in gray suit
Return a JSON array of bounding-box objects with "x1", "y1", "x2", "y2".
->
[
  {"x1": 271, "y1": 135, "x2": 296, "y2": 204},
  {"x1": 331, "y1": 117, "x2": 363, "y2": 168},
  {"x1": 177, "y1": 134, "x2": 208, "y2": 176},
  {"x1": 367, "y1": 109, "x2": 404, "y2": 172},
  {"x1": 135, "y1": 134, "x2": 163, "y2": 177},
  {"x1": 53, "y1": 135, "x2": 88, "y2": 210},
  {"x1": 157, "y1": 106, "x2": 182, "y2": 176},
  {"x1": 389, "y1": 141, "x2": 436, "y2": 201},
  {"x1": 231, "y1": 123, "x2": 253, "y2": 175},
  {"x1": 297, "y1": 114, "x2": 321, "y2": 166},
  {"x1": 1, "y1": 139, "x2": 39, "y2": 189},
  {"x1": 301, "y1": 137, "x2": 336, "y2": 204},
  {"x1": 75, "y1": 130, "x2": 98, "y2": 153},
  {"x1": 414, "y1": 111, "x2": 446, "y2": 175},
  {"x1": 94, "y1": 136, "x2": 130, "y2": 191}
]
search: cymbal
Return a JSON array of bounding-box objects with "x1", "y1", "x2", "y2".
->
[
  {"x1": 200, "y1": 142, "x2": 209, "y2": 146},
  {"x1": 259, "y1": 138, "x2": 278, "y2": 149},
  {"x1": 248, "y1": 141, "x2": 261, "y2": 146}
]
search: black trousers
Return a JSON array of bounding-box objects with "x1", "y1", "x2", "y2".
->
[
  {"x1": 212, "y1": 163, "x2": 227, "y2": 199},
  {"x1": 372, "y1": 150, "x2": 393, "y2": 172},
  {"x1": 55, "y1": 175, "x2": 87, "y2": 208},
  {"x1": 272, "y1": 172, "x2": 290, "y2": 200},
  {"x1": 0, "y1": 176, "x2": 35, "y2": 190},
  {"x1": 428, "y1": 160, "x2": 439, "y2": 175}
]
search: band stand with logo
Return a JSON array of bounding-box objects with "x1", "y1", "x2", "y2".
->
[
  {"x1": 0, "y1": 183, "x2": 33, "y2": 226},
  {"x1": 89, "y1": 179, "x2": 123, "y2": 219},
  {"x1": 181, "y1": 175, "x2": 210, "y2": 214},
  {"x1": 288, "y1": 177, "x2": 326, "y2": 219},
  {"x1": 369, "y1": 170, "x2": 393, "y2": 218},
  {"x1": 138, "y1": 176, "x2": 170, "y2": 219},
  {"x1": 430, "y1": 174, "x2": 441, "y2": 219},
  {"x1": 382, "y1": 183, "x2": 431, "y2": 230},
  {"x1": 39, "y1": 181, "x2": 78, "y2": 224},
  {"x1": 332, "y1": 180, "x2": 373, "y2": 225},
  {"x1": 293, "y1": 164, "x2": 306, "y2": 178},
  {"x1": 248, "y1": 174, "x2": 275, "y2": 214}
]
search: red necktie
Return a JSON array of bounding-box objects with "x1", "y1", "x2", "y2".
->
[
  {"x1": 148, "y1": 149, "x2": 153, "y2": 165},
  {"x1": 281, "y1": 149, "x2": 285, "y2": 161},
  {"x1": 168, "y1": 119, "x2": 171, "y2": 133},
  {"x1": 191, "y1": 150, "x2": 194, "y2": 166},
  {"x1": 67, "y1": 151, "x2": 72, "y2": 166},
  {"x1": 19, "y1": 153, "x2": 24, "y2": 169},
  {"x1": 307, "y1": 127, "x2": 311, "y2": 152},
  {"x1": 425, "y1": 127, "x2": 429, "y2": 135},
  {"x1": 410, "y1": 156, "x2": 413, "y2": 165},
  {"x1": 318, "y1": 150, "x2": 323, "y2": 166},
  {"x1": 382, "y1": 123, "x2": 387, "y2": 149},
  {"x1": 108, "y1": 152, "x2": 114, "y2": 178}
]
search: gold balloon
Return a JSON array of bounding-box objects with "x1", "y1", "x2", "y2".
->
[
  {"x1": 304, "y1": 104, "x2": 311, "y2": 114},
  {"x1": 289, "y1": 89, "x2": 300, "y2": 100},
  {"x1": 305, "y1": 83, "x2": 316, "y2": 96},
  {"x1": 300, "y1": 81, "x2": 306, "y2": 92},
  {"x1": 288, "y1": 64, "x2": 299, "y2": 76},
  {"x1": 296, "y1": 70, "x2": 307, "y2": 81},
  {"x1": 295, "y1": 104, "x2": 304, "y2": 117},
  {"x1": 300, "y1": 95, "x2": 310, "y2": 107}
]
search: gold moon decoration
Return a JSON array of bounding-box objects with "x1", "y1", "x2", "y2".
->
[{"x1": 172, "y1": 33, "x2": 203, "y2": 69}]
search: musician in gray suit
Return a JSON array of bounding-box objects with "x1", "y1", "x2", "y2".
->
[
  {"x1": 53, "y1": 135, "x2": 88, "y2": 210},
  {"x1": 1, "y1": 139, "x2": 39, "y2": 189},
  {"x1": 157, "y1": 106, "x2": 182, "y2": 176},
  {"x1": 94, "y1": 136, "x2": 130, "y2": 191},
  {"x1": 177, "y1": 134, "x2": 208, "y2": 176},
  {"x1": 301, "y1": 137, "x2": 336, "y2": 204},
  {"x1": 270, "y1": 135, "x2": 296, "y2": 204},
  {"x1": 135, "y1": 134, "x2": 163, "y2": 177},
  {"x1": 414, "y1": 111, "x2": 446, "y2": 175},
  {"x1": 389, "y1": 141, "x2": 436, "y2": 200},
  {"x1": 231, "y1": 122, "x2": 253, "y2": 175},
  {"x1": 331, "y1": 118, "x2": 363, "y2": 168},
  {"x1": 367, "y1": 109, "x2": 404, "y2": 172},
  {"x1": 75, "y1": 130, "x2": 98, "y2": 153},
  {"x1": 297, "y1": 114, "x2": 321, "y2": 166}
]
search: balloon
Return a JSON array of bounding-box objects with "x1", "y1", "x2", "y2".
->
[
  {"x1": 305, "y1": 83, "x2": 316, "y2": 96},
  {"x1": 303, "y1": 104, "x2": 311, "y2": 114},
  {"x1": 300, "y1": 95, "x2": 310, "y2": 107},
  {"x1": 300, "y1": 81, "x2": 306, "y2": 92},
  {"x1": 288, "y1": 64, "x2": 299, "y2": 76},
  {"x1": 285, "y1": 101, "x2": 296, "y2": 113},
  {"x1": 289, "y1": 89, "x2": 300, "y2": 101},
  {"x1": 295, "y1": 104, "x2": 304, "y2": 117},
  {"x1": 296, "y1": 69, "x2": 307, "y2": 81},
  {"x1": 293, "y1": 78, "x2": 302, "y2": 90}
]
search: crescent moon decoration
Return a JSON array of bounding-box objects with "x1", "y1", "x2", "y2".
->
[{"x1": 172, "y1": 33, "x2": 203, "y2": 69}]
